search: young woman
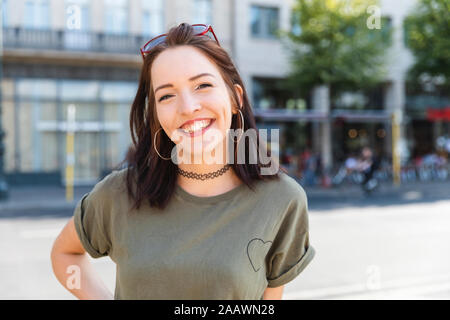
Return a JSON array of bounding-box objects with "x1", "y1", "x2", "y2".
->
[{"x1": 50, "y1": 23, "x2": 315, "y2": 300}]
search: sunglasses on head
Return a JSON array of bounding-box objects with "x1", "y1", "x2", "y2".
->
[{"x1": 139, "y1": 24, "x2": 220, "y2": 59}]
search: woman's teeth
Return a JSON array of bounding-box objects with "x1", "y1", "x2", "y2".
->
[{"x1": 181, "y1": 119, "x2": 212, "y2": 133}]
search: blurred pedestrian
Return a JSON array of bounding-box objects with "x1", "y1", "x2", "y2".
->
[
  {"x1": 345, "y1": 152, "x2": 358, "y2": 174},
  {"x1": 299, "y1": 148, "x2": 317, "y2": 186},
  {"x1": 357, "y1": 147, "x2": 380, "y2": 194}
]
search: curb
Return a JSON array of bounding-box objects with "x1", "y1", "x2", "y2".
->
[{"x1": 0, "y1": 201, "x2": 77, "y2": 212}]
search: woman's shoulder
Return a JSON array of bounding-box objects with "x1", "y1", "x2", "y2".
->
[
  {"x1": 262, "y1": 171, "x2": 307, "y2": 204},
  {"x1": 252, "y1": 172, "x2": 309, "y2": 229},
  {"x1": 89, "y1": 167, "x2": 130, "y2": 200}
]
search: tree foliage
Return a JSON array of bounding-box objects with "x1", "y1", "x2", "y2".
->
[
  {"x1": 404, "y1": 0, "x2": 450, "y2": 89},
  {"x1": 283, "y1": 0, "x2": 392, "y2": 94}
]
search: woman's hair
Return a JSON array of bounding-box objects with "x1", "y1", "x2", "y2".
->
[{"x1": 123, "y1": 23, "x2": 286, "y2": 211}]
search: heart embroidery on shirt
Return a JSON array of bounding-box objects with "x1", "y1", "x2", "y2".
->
[{"x1": 246, "y1": 238, "x2": 273, "y2": 272}]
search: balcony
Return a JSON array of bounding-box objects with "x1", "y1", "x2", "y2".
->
[
  {"x1": 2, "y1": 27, "x2": 146, "y2": 59},
  {"x1": 253, "y1": 108, "x2": 393, "y2": 123}
]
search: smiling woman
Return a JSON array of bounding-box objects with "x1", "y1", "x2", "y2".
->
[
  {"x1": 127, "y1": 23, "x2": 285, "y2": 208},
  {"x1": 151, "y1": 47, "x2": 241, "y2": 168},
  {"x1": 50, "y1": 23, "x2": 315, "y2": 301}
]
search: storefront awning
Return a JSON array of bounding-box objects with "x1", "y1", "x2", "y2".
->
[
  {"x1": 332, "y1": 110, "x2": 392, "y2": 123},
  {"x1": 426, "y1": 107, "x2": 450, "y2": 122},
  {"x1": 253, "y1": 109, "x2": 392, "y2": 123},
  {"x1": 253, "y1": 109, "x2": 328, "y2": 122}
]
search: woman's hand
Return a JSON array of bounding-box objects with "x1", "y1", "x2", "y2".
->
[
  {"x1": 50, "y1": 217, "x2": 114, "y2": 300},
  {"x1": 262, "y1": 285, "x2": 284, "y2": 300}
]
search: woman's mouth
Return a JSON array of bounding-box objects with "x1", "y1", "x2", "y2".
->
[{"x1": 178, "y1": 119, "x2": 216, "y2": 137}]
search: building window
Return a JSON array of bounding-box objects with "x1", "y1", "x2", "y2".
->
[
  {"x1": 101, "y1": 82, "x2": 136, "y2": 168},
  {"x1": 192, "y1": 0, "x2": 212, "y2": 25},
  {"x1": 381, "y1": 16, "x2": 392, "y2": 44},
  {"x1": 104, "y1": 0, "x2": 128, "y2": 34},
  {"x1": 365, "y1": 16, "x2": 392, "y2": 44},
  {"x1": 2, "y1": 0, "x2": 9, "y2": 27},
  {"x1": 16, "y1": 79, "x2": 58, "y2": 172},
  {"x1": 64, "y1": 0, "x2": 91, "y2": 49},
  {"x1": 23, "y1": 0, "x2": 50, "y2": 29},
  {"x1": 66, "y1": 0, "x2": 90, "y2": 31},
  {"x1": 4, "y1": 78, "x2": 136, "y2": 182},
  {"x1": 333, "y1": 85, "x2": 385, "y2": 111},
  {"x1": 250, "y1": 5, "x2": 279, "y2": 38},
  {"x1": 291, "y1": 9, "x2": 301, "y2": 36},
  {"x1": 252, "y1": 77, "x2": 295, "y2": 110},
  {"x1": 142, "y1": 0, "x2": 164, "y2": 37},
  {"x1": 403, "y1": 18, "x2": 412, "y2": 48}
]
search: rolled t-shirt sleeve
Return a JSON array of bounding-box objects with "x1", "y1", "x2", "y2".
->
[
  {"x1": 266, "y1": 185, "x2": 315, "y2": 288},
  {"x1": 73, "y1": 177, "x2": 113, "y2": 259}
]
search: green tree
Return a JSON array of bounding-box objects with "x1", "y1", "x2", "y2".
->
[
  {"x1": 283, "y1": 0, "x2": 392, "y2": 94},
  {"x1": 280, "y1": 0, "x2": 392, "y2": 173},
  {"x1": 404, "y1": 0, "x2": 450, "y2": 89}
]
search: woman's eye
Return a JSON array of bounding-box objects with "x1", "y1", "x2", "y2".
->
[
  {"x1": 158, "y1": 94, "x2": 173, "y2": 102},
  {"x1": 197, "y1": 83, "x2": 212, "y2": 90},
  {"x1": 158, "y1": 84, "x2": 211, "y2": 102}
]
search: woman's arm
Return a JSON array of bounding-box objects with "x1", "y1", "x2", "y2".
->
[
  {"x1": 262, "y1": 285, "x2": 284, "y2": 300},
  {"x1": 50, "y1": 217, "x2": 114, "y2": 300}
]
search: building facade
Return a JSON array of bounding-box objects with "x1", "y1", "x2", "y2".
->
[{"x1": 1, "y1": 0, "x2": 447, "y2": 185}]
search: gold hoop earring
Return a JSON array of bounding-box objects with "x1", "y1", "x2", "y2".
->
[
  {"x1": 153, "y1": 127, "x2": 172, "y2": 161},
  {"x1": 236, "y1": 108, "x2": 244, "y2": 144}
]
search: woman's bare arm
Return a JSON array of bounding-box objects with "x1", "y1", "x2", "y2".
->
[
  {"x1": 262, "y1": 285, "x2": 284, "y2": 300},
  {"x1": 50, "y1": 217, "x2": 114, "y2": 300}
]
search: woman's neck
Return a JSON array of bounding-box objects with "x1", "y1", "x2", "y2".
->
[
  {"x1": 174, "y1": 138, "x2": 243, "y2": 197},
  {"x1": 176, "y1": 161, "x2": 242, "y2": 197}
]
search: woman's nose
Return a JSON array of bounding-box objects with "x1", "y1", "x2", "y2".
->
[{"x1": 177, "y1": 92, "x2": 201, "y2": 114}]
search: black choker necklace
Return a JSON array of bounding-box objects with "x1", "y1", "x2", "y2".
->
[{"x1": 177, "y1": 164, "x2": 231, "y2": 181}]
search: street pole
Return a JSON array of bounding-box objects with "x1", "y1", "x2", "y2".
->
[
  {"x1": 391, "y1": 111, "x2": 401, "y2": 186},
  {"x1": 65, "y1": 104, "x2": 75, "y2": 202},
  {"x1": 0, "y1": 2, "x2": 9, "y2": 200}
]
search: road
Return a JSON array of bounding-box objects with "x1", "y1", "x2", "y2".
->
[
  {"x1": 286, "y1": 198, "x2": 450, "y2": 299},
  {"x1": 1, "y1": 181, "x2": 449, "y2": 300}
]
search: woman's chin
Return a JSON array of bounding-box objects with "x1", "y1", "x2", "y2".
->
[{"x1": 176, "y1": 142, "x2": 226, "y2": 164}]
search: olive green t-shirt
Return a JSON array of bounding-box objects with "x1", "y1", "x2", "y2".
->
[{"x1": 73, "y1": 168, "x2": 315, "y2": 300}]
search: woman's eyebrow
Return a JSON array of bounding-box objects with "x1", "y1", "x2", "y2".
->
[{"x1": 154, "y1": 73, "x2": 215, "y2": 94}]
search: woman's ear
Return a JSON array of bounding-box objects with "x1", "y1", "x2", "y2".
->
[{"x1": 233, "y1": 84, "x2": 244, "y2": 113}]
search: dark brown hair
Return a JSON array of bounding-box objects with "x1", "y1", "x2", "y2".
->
[{"x1": 124, "y1": 23, "x2": 285, "y2": 211}]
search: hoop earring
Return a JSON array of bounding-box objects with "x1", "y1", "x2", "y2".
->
[
  {"x1": 236, "y1": 108, "x2": 245, "y2": 144},
  {"x1": 153, "y1": 127, "x2": 172, "y2": 161}
]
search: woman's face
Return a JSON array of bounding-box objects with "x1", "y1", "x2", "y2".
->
[{"x1": 151, "y1": 45, "x2": 243, "y2": 162}]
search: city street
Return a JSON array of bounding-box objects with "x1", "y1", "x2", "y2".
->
[
  {"x1": 1, "y1": 0, "x2": 448, "y2": 303},
  {"x1": 0, "y1": 180, "x2": 449, "y2": 300}
]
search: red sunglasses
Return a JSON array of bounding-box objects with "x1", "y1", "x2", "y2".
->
[{"x1": 140, "y1": 24, "x2": 220, "y2": 59}]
